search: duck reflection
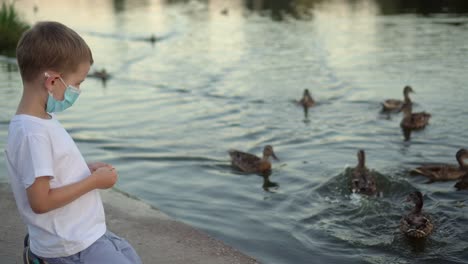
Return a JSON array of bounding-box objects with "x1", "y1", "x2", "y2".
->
[
  {"x1": 302, "y1": 105, "x2": 309, "y2": 121},
  {"x1": 401, "y1": 127, "x2": 412, "y2": 141},
  {"x1": 260, "y1": 170, "x2": 279, "y2": 192}
]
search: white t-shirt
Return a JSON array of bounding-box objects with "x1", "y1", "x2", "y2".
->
[{"x1": 4, "y1": 114, "x2": 106, "y2": 258}]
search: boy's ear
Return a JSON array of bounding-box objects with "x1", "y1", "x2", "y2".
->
[{"x1": 43, "y1": 72, "x2": 58, "y2": 92}]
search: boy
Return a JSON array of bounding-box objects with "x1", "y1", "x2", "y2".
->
[{"x1": 4, "y1": 21, "x2": 142, "y2": 263}]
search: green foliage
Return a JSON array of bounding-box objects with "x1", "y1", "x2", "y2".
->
[{"x1": 0, "y1": 1, "x2": 30, "y2": 56}]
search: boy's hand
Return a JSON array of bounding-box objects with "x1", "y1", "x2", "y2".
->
[
  {"x1": 91, "y1": 167, "x2": 118, "y2": 189},
  {"x1": 88, "y1": 162, "x2": 113, "y2": 172},
  {"x1": 27, "y1": 165, "x2": 118, "y2": 214}
]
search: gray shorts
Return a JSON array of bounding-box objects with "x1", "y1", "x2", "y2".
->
[{"x1": 40, "y1": 231, "x2": 142, "y2": 264}]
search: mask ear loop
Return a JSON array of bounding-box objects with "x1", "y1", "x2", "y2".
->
[
  {"x1": 58, "y1": 76, "x2": 68, "y2": 88},
  {"x1": 44, "y1": 72, "x2": 54, "y2": 96},
  {"x1": 58, "y1": 76, "x2": 81, "y2": 94},
  {"x1": 45, "y1": 72, "x2": 68, "y2": 88}
]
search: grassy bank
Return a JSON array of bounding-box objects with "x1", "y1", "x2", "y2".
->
[{"x1": 0, "y1": 2, "x2": 29, "y2": 56}]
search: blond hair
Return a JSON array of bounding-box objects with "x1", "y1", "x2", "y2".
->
[{"x1": 16, "y1": 21, "x2": 93, "y2": 82}]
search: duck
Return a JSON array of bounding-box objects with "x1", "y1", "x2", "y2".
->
[
  {"x1": 400, "y1": 191, "x2": 433, "y2": 239},
  {"x1": 297, "y1": 89, "x2": 315, "y2": 108},
  {"x1": 351, "y1": 150, "x2": 377, "y2": 195},
  {"x1": 88, "y1": 68, "x2": 110, "y2": 81},
  {"x1": 382, "y1": 85, "x2": 414, "y2": 112},
  {"x1": 411, "y1": 148, "x2": 468, "y2": 182},
  {"x1": 146, "y1": 34, "x2": 158, "y2": 44},
  {"x1": 228, "y1": 145, "x2": 278, "y2": 174},
  {"x1": 455, "y1": 171, "x2": 468, "y2": 190},
  {"x1": 400, "y1": 104, "x2": 431, "y2": 130}
]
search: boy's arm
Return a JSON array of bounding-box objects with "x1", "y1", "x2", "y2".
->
[{"x1": 27, "y1": 167, "x2": 117, "y2": 214}]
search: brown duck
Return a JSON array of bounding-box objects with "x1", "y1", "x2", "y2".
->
[
  {"x1": 400, "y1": 104, "x2": 431, "y2": 130},
  {"x1": 351, "y1": 150, "x2": 377, "y2": 195},
  {"x1": 455, "y1": 172, "x2": 468, "y2": 190},
  {"x1": 382, "y1": 86, "x2": 414, "y2": 112},
  {"x1": 400, "y1": 191, "x2": 433, "y2": 239},
  {"x1": 228, "y1": 145, "x2": 278, "y2": 174},
  {"x1": 298, "y1": 89, "x2": 315, "y2": 108},
  {"x1": 411, "y1": 148, "x2": 468, "y2": 182},
  {"x1": 454, "y1": 151, "x2": 468, "y2": 190}
]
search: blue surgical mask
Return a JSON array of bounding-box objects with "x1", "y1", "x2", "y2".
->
[{"x1": 46, "y1": 77, "x2": 81, "y2": 113}]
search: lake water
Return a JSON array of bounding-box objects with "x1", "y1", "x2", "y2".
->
[{"x1": 1, "y1": 0, "x2": 468, "y2": 263}]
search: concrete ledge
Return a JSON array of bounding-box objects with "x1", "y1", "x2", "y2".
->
[{"x1": 0, "y1": 183, "x2": 258, "y2": 264}]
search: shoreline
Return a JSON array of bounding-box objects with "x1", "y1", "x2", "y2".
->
[{"x1": 0, "y1": 182, "x2": 258, "y2": 264}]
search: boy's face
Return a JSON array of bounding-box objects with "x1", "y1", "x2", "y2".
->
[{"x1": 47, "y1": 62, "x2": 91, "y2": 100}]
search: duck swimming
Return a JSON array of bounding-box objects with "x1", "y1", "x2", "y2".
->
[
  {"x1": 411, "y1": 149, "x2": 468, "y2": 182},
  {"x1": 400, "y1": 191, "x2": 433, "y2": 239},
  {"x1": 297, "y1": 89, "x2": 315, "y2": 108},
  {"x1": 382, "y1": 85, "x2": 414, "y2": 112},
  {"x1": 146, "y1": 34, "x2": 158, "y2": 44},
  {"x1": 351, "y1": 150, "x2": 377, "y2": 195},
  {"x1": 228, "y1": 145, "x2": 278, "y2": 174},
  {"x1": 88, "y1": 68, "x2": 110, "y2": 81},
  {"x1": 400, "y1": 104, "x2": 431, "y2": 130},
  {"x1": 455, "y1": 171, "x2": 468, "y2": 190}
]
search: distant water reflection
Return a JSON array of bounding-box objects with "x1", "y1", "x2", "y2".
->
[
  {"x1": 1, "y1": 0, "x2": 468, "y2": 264},
  {"x1": 213, "y1": 0, "x2": 468, "y2": 21}
]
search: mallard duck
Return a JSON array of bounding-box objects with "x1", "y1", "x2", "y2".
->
[
  {"x1": 400, "y1": 104, "x2": 431, "y2": 130},
  {"x1": 228, "y1": 145, "x2": 278, "y2": 174},
  {"x1": 298, "y1": 89, "x2": 315, "y2": 108},
  {"x1": 411, "y1": 148, "x2": 468, "y2": 182},
  {"x1": 351, "y1": 150, "x2": 377, "y2": 195},
  {"x1": 400, "y1": 191, "x2": 433, "y2": 239},
  {"x1": 382, "y1": 85, "x2": 414, "y2": 112}
]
